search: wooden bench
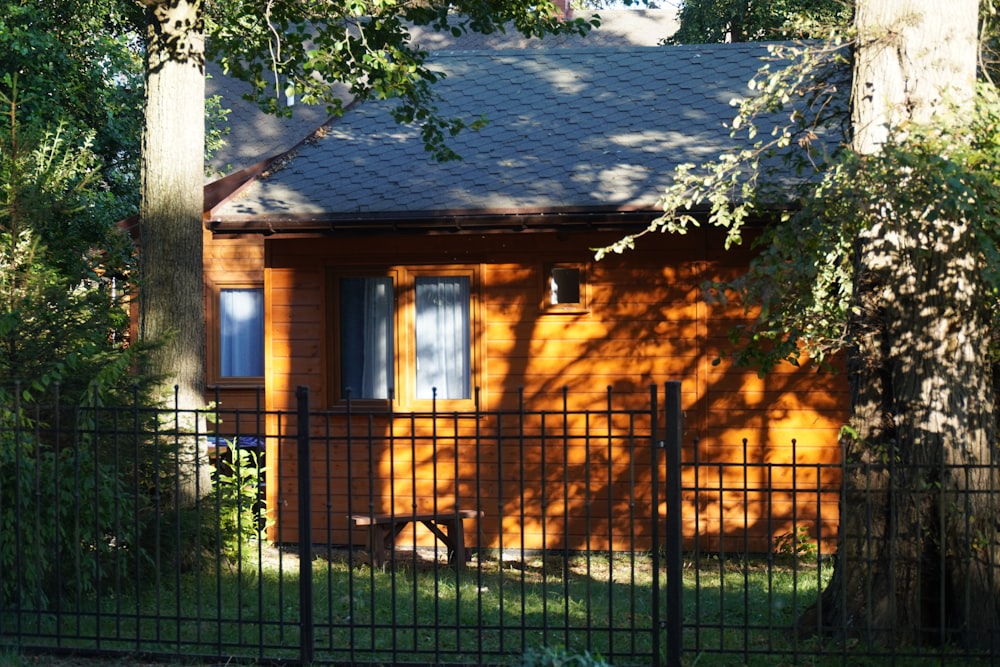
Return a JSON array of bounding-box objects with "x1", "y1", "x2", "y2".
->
[{"x1": 348, "y1": 509, "x2": 483, "y2": 568}]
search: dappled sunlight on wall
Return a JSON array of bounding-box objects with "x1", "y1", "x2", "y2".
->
[{"x1": 248, "y1": 229, "x2": 849, "y2": 554}]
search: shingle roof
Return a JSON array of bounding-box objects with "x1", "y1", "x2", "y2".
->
[
  {"x1": 206, "y1": 10, "x2": 679, "y2": 175},
  {"x1": 209, "y1": 42, "x2": 783, "y2": 232}
]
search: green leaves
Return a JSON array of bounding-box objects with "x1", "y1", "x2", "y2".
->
[
  {"x1": 598, "y1": 33, "x2": 856, "y2": 373},
  {"x1": 656, "y1": 41, "x2": 1000, "y2": 376},
  {"x1": 0, "y1": 83, "x2": 142, "y2": 406},
  {"x1": 0, "y1": 0, "x2": 143, "y2": 215},
  {"x1": 211, "y1": 444, "x2": 268, "y2": 559},
  {"x1": 0, "y1": 424, "x2": 148, "y2": 609},
  {"x1": 207, "y1": 0, "x2": 595, "y2": 161},
  {"x1": 668, "y1": 0, "x2": 851, "y2": 45}
]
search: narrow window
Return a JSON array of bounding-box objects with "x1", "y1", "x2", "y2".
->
[
  {"x1": 414, "y1": 276, "x2": 471, "y2": 400},
  {"x1": 339, "y1": 277, "x2": 394, "y2": 399},
  {"x1": 220, "y1": 288, "x2": 264, "y2": 378}
]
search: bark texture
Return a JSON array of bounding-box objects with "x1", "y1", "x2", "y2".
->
[
  {"x1": 802, "y1": 0, "x2": 1000, "y2": 647},
  {"x1": 139, "y1": 0, "x2": 208, "y2": 504},
  {"x1": 852, "y1": 0, "x2": 978, "y2": 152}
]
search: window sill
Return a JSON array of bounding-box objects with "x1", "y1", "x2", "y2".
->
[{"x1": 208, "y1": 380, "x2": 265, "y2": 390}]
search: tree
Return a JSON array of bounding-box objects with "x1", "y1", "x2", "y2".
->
[
  {"x1": 668, "y1": 0, "x2": 850, "y2": 43},
  {"x1": 604, "y1": 0, "x2": 1000, "y2": 648},
  {"x1": 137, "y1": 0, "x2": 206, "y2": 417},
  {"x1": 0, "y1": 0, "x2": 144, "y2": 219},
  {"x1": 811, "y1": 0, "x2": 999, "y2": 645},
  {"x1": 0, "y1": 83, "x2": 158, "y2": 608},
  {"x1": 135, "y1": 0, "x2": 595, "y2": 501},
  {"x1": 0, "y1": 87, "x2": 137, "y2": 404}
]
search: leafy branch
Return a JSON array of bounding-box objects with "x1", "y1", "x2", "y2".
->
[
  {"x1": 594, "y1": 33, "x2": 854, "y2": 372},
  {"x1": 600, "y1": 22, "x2": 1000, "y2": 375},
  {"x1": 596, "y1": 37, "x2": 851, "y2": 261},
  {"x1": 208, "y1": 0, "x2": 598, "y2": 161}
]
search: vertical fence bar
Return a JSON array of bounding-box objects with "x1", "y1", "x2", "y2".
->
[
  {"x1": 296, "y1": 386, "x2": 314, "y2": 665},
  {"x1": 665, "y1": 381, "x2": 683, "y2": 667},
  {"x1": 650, "y1": 384, "x2": 661, "y2": 666}
]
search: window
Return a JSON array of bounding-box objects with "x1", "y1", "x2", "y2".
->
[
  {"x1": 414, "y1": 275, "x2": 471, "y2": 400},
  {"x1": 332, "y1": 268, "x2": 477, "y2": 405},
  {"x1": 543, "y1": 263, "x2": 588, "y2": 313},
  {"x1": 219, "y1": 287, "x2": 264, "y2": 379},
  {"x1": 339, "y1": 276, "x2": 394, "y2": 399}
]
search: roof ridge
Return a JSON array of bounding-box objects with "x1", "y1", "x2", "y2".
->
[
  {"x1": 427, "y1": 44, "x2": 669, "y2": 58},
  {"x1": 427, "y1": 41, "x2": 787, "y2": 58}
]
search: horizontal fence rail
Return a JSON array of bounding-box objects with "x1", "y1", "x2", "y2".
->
[{"x1": 0, "y1": 383, "x2": 997, "y2": 666}]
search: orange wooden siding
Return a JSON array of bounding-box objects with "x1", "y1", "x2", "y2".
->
[
  {"x1": 203, "y1": 227, "x2": 848, "y2": 554},
  {"x1": 202, "y1": 228, "x2": 267, "y2": 436}
]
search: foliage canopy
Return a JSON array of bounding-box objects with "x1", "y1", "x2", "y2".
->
[
  {"x1": 206, "y1": 0, "x2": 597, "y2": 160},
  {"x1": 0, "y1": 83, "x2": 140, "y2": 404},
  {"x1": 0, "y1": 0, "x2": 143, "y2": 218},
  {"x1": 668, "y1": 0, "x2": 851, "y2": 44}
]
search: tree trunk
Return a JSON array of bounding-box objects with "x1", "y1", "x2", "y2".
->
[
  {"x1": 728, "y1": 1, "x2": 749, "y2": 42},
  {"x1": 800, "y1": 0, "x2": 1000, "y2": 648},
  {"x1": 851, "y1": 0, "x2": 978, "y2": 153},
  {"x1": 138, "y1": 0, "x2": 208, "y2": 505}
]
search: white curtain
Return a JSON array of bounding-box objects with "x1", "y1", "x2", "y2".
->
[
  {"x1": 220, "y1": 288, "x2": 264, "y2": 377},
  {"x1": 340, "y1": 277, "x2": 393, "y2": 399},
  {"x1": 415, "y1": 276, "x2": 470, "y2": 400}
]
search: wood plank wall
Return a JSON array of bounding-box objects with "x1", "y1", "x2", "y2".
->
[
  {"x1": 202, "y1": 228, "x2": 267, "y2": 437},
  {"x1": 204, "y1": 227, "x2": 847, "y2": 554}
]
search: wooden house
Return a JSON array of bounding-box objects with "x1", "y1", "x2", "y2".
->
[{"x1": 202, "y1": 41, "x2": 848, "y2": 555}]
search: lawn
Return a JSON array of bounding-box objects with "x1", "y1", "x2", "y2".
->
[
  {"x1": 6, "y1": 548, "x2": 989, "y2": 666},
  {"x1": 1, "y1": 544, "x2": 835, "y2": 666}
]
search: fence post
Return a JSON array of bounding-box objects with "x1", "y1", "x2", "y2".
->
[
  {"x1": 650, "y1": 384, "x2": 662, "y2": 666},
  {"x1": 296, "y1": 386, "x2": 314, "y2": 665},
  {"x1": 665, "y1": 381, "x2": 683, "y2": 667}
]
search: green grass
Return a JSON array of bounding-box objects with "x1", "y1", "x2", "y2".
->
[{"x1": 1, "y1": 549, "x2": 994, "y2": 666}]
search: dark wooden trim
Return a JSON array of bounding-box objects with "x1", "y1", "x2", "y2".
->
[{"x1": 206, "y1": 207, "x2": 783, "y2": 237}]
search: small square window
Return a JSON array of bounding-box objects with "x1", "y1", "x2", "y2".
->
[
  {"x1": 543, "y1": 264, "x2": 588, "y2": 313},
  {"x1": 550, "y1": 267, "x2": 581, "y2": 305}
]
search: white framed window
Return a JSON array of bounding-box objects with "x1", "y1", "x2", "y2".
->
[{"x1": 413, "y1": 274, "x2": 471, "y2": 400}]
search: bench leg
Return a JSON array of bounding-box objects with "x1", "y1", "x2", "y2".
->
[
  {"x1": 369, "y1": 521, "x2": 412, "y2": 567},
  {"x1": 451, "y1": 519, "x2": 467, "y2": 566},
  {"x1": 440, "y1": 519, "x2": 467, "y2": 567},
  {"x1": 369, "y1": 525, "x2": 388, "y2": 567}
]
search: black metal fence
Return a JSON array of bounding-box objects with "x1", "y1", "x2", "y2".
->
[{"x1": 0, "y1": 383, "x2": 997, "y2": 666}]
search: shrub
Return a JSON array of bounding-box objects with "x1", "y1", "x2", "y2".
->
[
  {"x1": 208, "y1": 441, "x2": 267, "y2": 563},
  {"x1": 0, "y1": 402, "x2": 148, "y2": 609},
  {"x1": 521, "y1": 646, "x2": 613, "y2": 667}
]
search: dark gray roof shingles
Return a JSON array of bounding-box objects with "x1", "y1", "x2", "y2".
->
[
  {"x1": 210, "y1": 42, "x2": 778, "y2": 225},
  {"x1": 206, "y1": 10, "x2": 679, "y2": 175}
]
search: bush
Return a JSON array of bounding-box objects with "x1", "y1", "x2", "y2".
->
[
  {"x1": 521, "y1": 646, "x2": 613, "y2": 667},
  {"x1": 0, "y1": 403, "x2": 148, "y2": 609},
  {"x1": 205, "y1": 441, "x2": 267, "y2": 564},
  {"x1": 138, "y1": 433, "x2": 268, "y2": 575}
]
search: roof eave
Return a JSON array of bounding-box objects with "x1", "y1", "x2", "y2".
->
[
  {"x1": 206, "y1": 205, "x2": 664, "y2": 236},
  {"x1": 206, "y1": 201, "x2": 791, "y2": 237}
]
